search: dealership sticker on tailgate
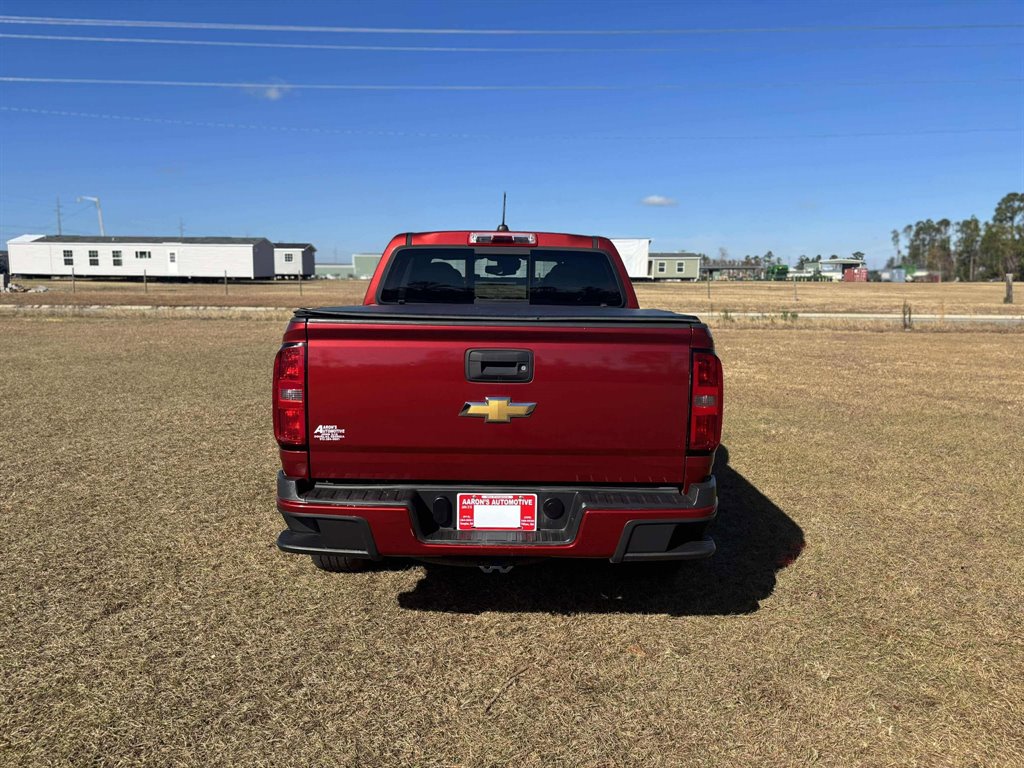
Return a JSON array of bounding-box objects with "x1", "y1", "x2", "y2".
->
[
  {"x1": 457, "y1": 493, "x2": 537, "y2": 531},
  {"x1": 313, "y1": 425, "x2": 346, "y2": 441}
]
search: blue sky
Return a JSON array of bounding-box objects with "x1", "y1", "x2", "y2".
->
[{"x1": 1, "y1": 0, "x2": 1022, "y2": 267}]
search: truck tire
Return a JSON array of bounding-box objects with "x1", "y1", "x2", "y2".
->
[{"x1": 311, "y1": 554, "x2": 369, "y2": 573}]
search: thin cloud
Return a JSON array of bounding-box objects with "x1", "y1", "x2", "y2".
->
[
  {"x1": 642, "y1": 195, "x2": 677, "y2": 207},
  {"x1": 245, "y1": 80, "x2": 292, "y2": 101}
]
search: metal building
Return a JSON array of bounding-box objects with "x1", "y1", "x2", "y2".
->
[
  {"x1": 314, "y1": 263, "x2": 355, "y2": 279},
  {"x1": 353, "y1": 253, "x2": 382, "y2": 279},
  {"x1": 6, "y1": 234, "x2": 275, "y2": 279},
  {"x1": 273, "y1": 243, "x2": 316, "y2": 278}
]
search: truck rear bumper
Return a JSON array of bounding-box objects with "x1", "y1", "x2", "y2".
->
[{"x1": 275, "y1": 472, "x2": 716, "y2": 563}]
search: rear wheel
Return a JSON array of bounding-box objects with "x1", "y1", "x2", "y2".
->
[{"x1": 311, "y1": 554, "x2": 369, "y2": 573}]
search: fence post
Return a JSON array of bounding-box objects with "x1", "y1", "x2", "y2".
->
[
  {"x1": 793, "y1": 277, "x2": 798, "y2": 301},
  {"x1": 144, "y1": 269, "x2": 147, "y2": 293},
  {"x1": 71, "y1": 266, "x2": 75, "y2": 293},
  {"x1": 1005, "y1": 273, "x2": 1014, "y2": 305},
  {"x1": 224, "y1": 270, "x2": 228, "y2": 296},
  {"x1": 299, "y1": 271, "x2": 303, "y2": 297}
]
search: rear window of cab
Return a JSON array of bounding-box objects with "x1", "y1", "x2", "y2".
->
[{"x1": 378, "y1": 248, "x2": 625, "y2": 306}]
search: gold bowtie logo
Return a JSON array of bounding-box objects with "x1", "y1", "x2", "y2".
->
[{"x1": 460, "y1": 397, "x2": 536, "y2": 423}]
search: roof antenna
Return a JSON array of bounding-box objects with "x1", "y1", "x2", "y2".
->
[{"x1": 496, "y1": 192, "x2": 509, "y2": 231}]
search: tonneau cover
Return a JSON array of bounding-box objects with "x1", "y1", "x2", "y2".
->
[{"x1": 295, "y1": 304, "x2": 702, "y2": 325}]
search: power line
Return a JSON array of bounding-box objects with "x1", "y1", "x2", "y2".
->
[
  {"x1": 1, "y1": 14, "x2": 1022, "y2": 35},
  {"x1": 0, "y1": 106, "x2": 477, "y2": 139},
  {"x1": 59, "y1": 202, "x2": 98, "y2": 221},
  {"x1": 0, "y1": 222, "x2": 52, "y2": 231},
  {"x1": 0, "y1": 192, "x2": 66, "y2": 205},
  {"x1": 1, "y1": 32, "x2": 1020, "y2": 53},
  {"x1": 3, "y1": 106, "x2": 1019, "y2": 142},
  {"x1": 2, "y1": 75, "x2": 1021, "y2": 91},
  {"x1": 0, "y1": 203, "x2": 101, "y2": 234}
]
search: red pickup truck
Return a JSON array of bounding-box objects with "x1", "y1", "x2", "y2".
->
[{"x1": 273, "y1": 230, "x2": 722, "y2": 572}]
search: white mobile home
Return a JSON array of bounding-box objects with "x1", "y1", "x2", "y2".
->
[
  {"x1": 6, "y1": 234, "x2": 275, "y2": 279},
  {"x1": 273, "y1": 243, "x2": 316, "y2": 278},
  {"x1": 610, "y1": 238, "x2": 651, "y2": 279},
  {"x1": 648, "y1": 252, "x2": 702, "y2": 280}
]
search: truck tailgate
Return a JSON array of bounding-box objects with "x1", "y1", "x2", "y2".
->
[{"x1": 304, "y1": 318, "x2": 693, "y2": 485}]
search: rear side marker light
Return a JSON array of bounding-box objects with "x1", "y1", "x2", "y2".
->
[{"x1": 690, "y1": 351, "x2": 723, "y2": 452}]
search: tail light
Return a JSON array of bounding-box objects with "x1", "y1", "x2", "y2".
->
[
  {"x1": 689, "y1": 351, "x2": 723, "y2": 452},
  {"x1": 273, "y1": 343, "x2": 306, "y2": 448}
]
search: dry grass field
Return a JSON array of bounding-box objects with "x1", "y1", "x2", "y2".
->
[
  {"x1": 3, "y1": 276, "x2": 1021, "y2": 317},
  {"x1": 1, "y1": 317, "x2": 1022, "y2": 767},
  {"x1": 639, "y1": 279, "x2": 1020, "y2": 317}
]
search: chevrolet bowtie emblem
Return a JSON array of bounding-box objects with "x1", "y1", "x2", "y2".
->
[{"x1": 460, "y1": 396, "x2": 536, "y2": 423}]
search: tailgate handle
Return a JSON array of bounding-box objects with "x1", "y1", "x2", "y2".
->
[{"x1": 465, "y1": 349, "x2": 533, "y2": 382}]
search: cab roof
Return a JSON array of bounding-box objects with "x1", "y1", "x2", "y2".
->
[{"x1": 395, "y1": 231, "x2": 613, "y2": 250}]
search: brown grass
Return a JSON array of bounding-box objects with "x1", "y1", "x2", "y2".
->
[
  {"x1": 3, "y1": 277, "x2": 1021, "y2": 316},
  {"x1": 638, "y1": 279, "x2": 1021, "y2": 316},
  {"x1": 1, "y1": 318, "x2": 1022, "y2": 766},
  {"x1": 1, "y1": 277, "x2": 368, "y2": 308}
]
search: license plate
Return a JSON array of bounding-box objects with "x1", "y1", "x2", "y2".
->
[{"x1": 456, "y1": 493, "x2": 537, "y2": 531}]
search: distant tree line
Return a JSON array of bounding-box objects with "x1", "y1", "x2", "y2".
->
[
  {"x1": 889, "y1": 192, "x2": 1022, "y2": 281},
  {"x1": 703, "y1": 249, "x2": 786, "y2": 268}
]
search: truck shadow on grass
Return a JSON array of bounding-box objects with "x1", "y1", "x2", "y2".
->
[{"x1": 396, "y1": 446, "x2": 805, "y2": 616}]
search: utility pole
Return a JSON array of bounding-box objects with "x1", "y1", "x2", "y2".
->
[
  {"x1": 76, "y1": 196, "x2": 105, "y2": 236},
  {"x1": 178, "y1": 218, "x2": 185, "y2": 239},
  {"x1": 55, "y1": 196, "x2": 63, "y2": 235}
]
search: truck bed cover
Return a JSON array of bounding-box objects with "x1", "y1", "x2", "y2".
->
[{"x1": 294, "y1": 304, "x2": 702, "y2": 326}]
